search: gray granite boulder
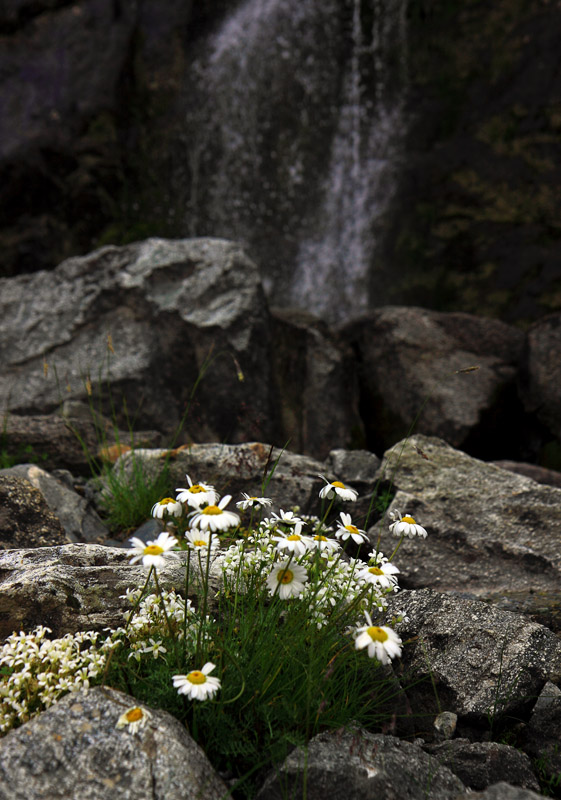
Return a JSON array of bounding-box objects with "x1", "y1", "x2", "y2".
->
[
  {"x1": 385, "y1": 589, "x2": 561, "y2": 726},
  {"x1": 0, "y1": 685, "x2": 228, "y2": 800},
  {"x1": 373, "y1": 435, "x2": 561, "y2": 626},
  {"x1": 255, "y1": 729, "x2": 466, "y2": 800},
  {"x1": 341, "y1": 306, "x2": 526, "y2": 458},
  {"x1": 2, "y1": 464, "x2": 108, "y2": 543},
  {"x1": 0, "y1": 238, "x2": 276, "y2": 445},
  {"x1": 0, "y1": 544, "x2": 219, "y2": 640}
]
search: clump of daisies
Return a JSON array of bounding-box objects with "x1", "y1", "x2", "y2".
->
[{"x1": 0, "y1": 466, "x2": 428, "y2": 797}]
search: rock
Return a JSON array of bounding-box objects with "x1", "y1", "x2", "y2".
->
[
  {"x1": 373, "y1": 435, "x2": 561, "y2": 613},
  {"x1": 455, "y1": 783, "x2": 547, "y2": 800},
  {"x1": 0, "y1": 475, "x2": 67, "y2": 549},
  {"x1": 255, "y1": 730, "x2": 466, "y2": 800},
  {"x1": 433, "y1": 711, "x2": 457, "y2": 741},
  {"x1": 425, "y1": 739, "x2": 540, "y2": 793},
  {"x1": 0, "y1": 238, "x2": 277, "y2": 445},
  {"x1": 269, "y1": 307, "x2": 364, "y2": 458},
  {"x1": 385, "y1": 589, "x2": 561, "y2": 726},
  {"x1": 521, "y1": 681, "x2": 561, "y2": 785},
  {"x1": 341, "y1": 307, "x2": 526, "y2": 459},
  {"x1": 0, "y1": 406, "x2": 163, "y2": 476},
  {"x1": 0, "y1": 685, "x2": 228, "y2": 800},
  {"x1": 519, "y1": 311, "x2": 561, "y2": 445},
  {"x1": 0, "y1": 544, "x2": 219, "y2": 639},
  {"x1": 1, "y1": 464, "x2": 108, "y2": 543},
  {"x1": 492, "y1": 460, "x2": 561, "y2": 489},
  {"x1": 102, "y1": 442, "x2": 336, "y2": 520}
]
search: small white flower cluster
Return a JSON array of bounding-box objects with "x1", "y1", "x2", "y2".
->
[
  {"x1": 119, "y1": 588, "x2": 199, "y2": 663},
  {"x1": 0, "y1": 626, "x2": 118, "y2": 734}
]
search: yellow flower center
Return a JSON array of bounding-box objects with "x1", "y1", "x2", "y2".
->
[
  {"x1": 402, "y1": 515, "x2": 416, "y2": 524},
  {"x1": 159, "y1": 497, "x2": 176, "y2": 505},
  {"x1": 187, "y1": 670, "x2": 207, "y2": 685},
  {"x1": 332, "y1": 481, "x2": 346, "y2": 489},
  {"x1": 249, "y1": 496, "x2": 258, "y2": 500},
  {"x1": 143, "y1": 544, "x2": 164, "y2": 556},
  {"x1": 314, "y1": 535, "x2": 327, "y2": 541},
  {"x1": 287, "y1": 534, "x2": 301, "y2": 541},
  {"x1": 189, "y1": 485, "x2": 205, "y2": 493},
  {"x1": 367, "y1": 626, "x2": 388, "y2": 642},
  {"x1": 193, "y1": 540, "x2": 207, "y2": 548},
  {"x1": 277, "y1": 568, "x2": 294, "y2": 584},
  {"x1": 203, "y1": 505, "x2": 222, "y2": 515},
  {"x1": 368, "y1": 567, "x2": 383, "y2": 575},
  {"x1": 345, "y1": 524, "x2": 359, "y2": 534},
  {"x1": 125, "y1": 707, "x2": 144, "y2": 723}
]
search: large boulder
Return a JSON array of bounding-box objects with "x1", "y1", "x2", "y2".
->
[
  {"x1": 0, "y1": 238, "x2": 277, "y2": 445},
  {"x1": 385, "y1": 589, "x2": 561, "y2": 727},
  {"x1": 341, "y1": 307, "x2": 527, "y2": 459},
  {"x1": 373, "y1": 434, "x2": 561, "y2": 627},
  {"x1": 0, "y1": 685, "x2": 228, "y2": 800},
  {"x1": 0, "y1": 544, "x2": 215, "y2": 639},
  {"x1": 2, "y1": 464, "x2": 108, "y2": 543},
  {"x1": 256, "y1": 729, "x2": 466, "y2": 800}
]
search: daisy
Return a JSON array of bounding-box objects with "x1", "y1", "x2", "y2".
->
[
  {"x1": 270, "y1": 509, "x2": 304, "y2": 527},
  {"x1": 318, "y1": 475, "x2": 358, "y2": 502},
  {"x1": 236, "y1": 493, "x2": 273, "y2": 510},
  {"x1": 354, "y1": 611, "x2": 402, "y2": 665},
  {"x1": 266, "y1": 560, "x2": 308, "y2": 599},
  {"x1": 128, "y1": 531, "x2": 179, "y2": 569},
  {"x1": 190, "y1": 495, "x2": 240, "y2": 532},
  {"x1": 309, "y1": 534, "x2": 341, "y2": 554},
  {"x1": 388, "y1": 509, "x2": 427, "y2": 539},
  {"x1": 272, "y1": 531, "x2": 313, "y2": 557},
  {"x1": 151, "y1": 497, "x2": 183, "y2": 519},
  {"x1": 357, "y1": 561, "x2": 400, "y2": 590},
  {"x1": 185, "y1": 529, "x2": 217, "y2": 552},
  {"x1": 335, "y1": 512, "x2": 369, "y2": 544},
  {"x1": 116, "y1": 705, "x2": 152, "y2": 734},
  {"x1": 172, "y1": 662, "x2": 221, "y2": 701},
  {"x1": 176, "y1": 475, "x2": 218, "y2": 508}
]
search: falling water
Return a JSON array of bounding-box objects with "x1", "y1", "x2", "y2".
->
[{"x1": 183, "y1": 0, "x2": 408, "y2": 323}]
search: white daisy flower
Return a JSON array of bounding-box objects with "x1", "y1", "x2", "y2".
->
[
  {"x1": 185, "y1": 528, "x2": 218, "y2": 552},
  {"x1": 272, "y1": 531, "x2": 313, "y2": 557},
  {"x1": 128, "y1": 531, "x2": 179, "y2": 569},
  {"x1": 357, "y1": 561, "x2": 400, "y2": 590},
  {"x1": 318, "y1": 475, "x2": 358, "y2": 502},
  {"x1": 388, "y1": 509, "x2": 427, "y2": 539},
  {"x1": 116, "y1": 705, "x2": 152, "y2": 733},
  {"x1": 151, "y1": 497, "x2": 183, "y2": 519},
  {"x1": 270, "y1": 509, "x2": 304, "y2": 527},
  {"x1": 176, "y1": 475, "x2": 218, "y2": 508},
  {"x1": 236, "y1": 493, "x2": 273, "y2": 510},
  {"x1": 335, "y1": 512, "x2": 369, "y2": 544},
  {"x1": 173, "y1": 662, "x2": 221, "y2": 701},
  {"x1": 309, "y1": 534, "x2": 341, "y2": 554},
  {"x1": 266, "y1": 560, "x2": 308, "y2": 599},
  {"x1": 354, "y1": 611, "x2": 402, "y2": 665},
  {"x1": 190, "y1": 494, "x2": 240, "y2": 532}
]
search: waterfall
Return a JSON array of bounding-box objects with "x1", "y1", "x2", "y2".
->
[{"x1": 183, "y1": 0, "x2": 408, "y2": 323}]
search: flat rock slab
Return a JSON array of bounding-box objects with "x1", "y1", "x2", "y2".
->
[
  {"x1": 0, "y1": 686, "x2": 228, "y2": 800},
  {"x1": 386, "y1": 589, "x2": 561, "y2": 724},
  {"x1": 373, "y1": 435, "x2": 561, "y2": 607},
  {"x1": 0, "y1": 544, "x2": 216, "y2": 639}
]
